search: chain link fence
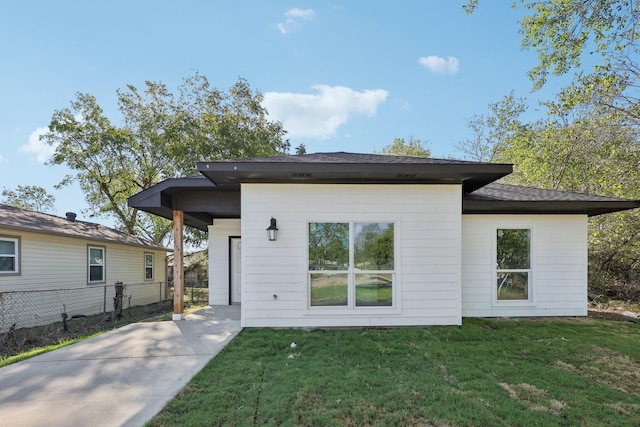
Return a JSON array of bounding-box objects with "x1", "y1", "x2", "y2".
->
[
  {"x1": 0, "y1": 281, "x2": 209, "y2": 332},
  {"x1": 0, "y1": 282, "x2": 169, "y2": 331}
]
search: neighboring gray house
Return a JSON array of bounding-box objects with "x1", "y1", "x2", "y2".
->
[
  {"x1": 128, "y1": 152, "x2": 640, "y2": 327},
  {"x1": 0, "y1": 204, "x2": 169, "y2": 328}
]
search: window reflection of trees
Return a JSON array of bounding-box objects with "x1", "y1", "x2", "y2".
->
[{"x1": 308, "y1": 223, "x2": 348, "y2": 271}]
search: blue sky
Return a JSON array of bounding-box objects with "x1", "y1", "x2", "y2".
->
[{"x1": 0, "y1": 1, "x2": 564, "y2": 223}]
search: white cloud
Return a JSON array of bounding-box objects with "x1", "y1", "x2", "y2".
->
[
  {"x1": 285, "y1": 8, "x2": 316, "y2": 20},
  {"x1": 263, "y1": 85, "x2": 389, "y2": 139},
  {"x1": 419, "y1": 55, "x2": 460, "y2": 75},
  {"x1": 0, "y1": 153, "x2": 6, "y2": 163},
  {"x1": 278, "y1": 8, "x2": 315, "y2": 34},
  {"x1": 19, "y1": 127, "x2": 55, "y2": 164}
]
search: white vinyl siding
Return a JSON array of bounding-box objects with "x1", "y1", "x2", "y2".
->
[
  {"x1": 241, "y1": 183, "x2": 462, "y2": 328},
  {"x1": 462, "y1": 215, "x2": 588, "y2": 317},
  {"x1": 0, "y1": 227, "x2": 167, "y2": 291},
  {"x1": 208, "y1": 219, "x2": 241, "y2": 305}
]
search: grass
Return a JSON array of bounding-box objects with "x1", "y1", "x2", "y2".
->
[{"x1": 148, "y1": 317, "x2": 640, "y2": 426}]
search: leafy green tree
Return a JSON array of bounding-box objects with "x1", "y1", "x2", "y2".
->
[
  {"x1": 457, "y1": 91, "x2": 529, "y2": 162},
  {"x1": 1, "y1": 185, "x2": 55, "y2": 212},
  {"x1": 465, "y1": 1, "x2": 640, "y2": 125},
  {"x1": 308, "y1": 223, "x2": 349, "y2": 270},
  {"x1": 42, "y1": 74, "x2": 289, "y2": 244},
  {"x1": 377, "y1": 137, "x2": 431, "y2": 157}
]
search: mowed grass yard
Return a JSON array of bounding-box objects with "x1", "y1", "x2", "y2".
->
[{"x1": 149, "y1": 317, "x2": 640, "y2": 426}]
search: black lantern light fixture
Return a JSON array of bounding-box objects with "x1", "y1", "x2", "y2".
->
[{"x1": 267, "y1": 217, "x2": 278, "y2": 241}]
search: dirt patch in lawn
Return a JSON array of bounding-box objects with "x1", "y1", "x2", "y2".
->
[{"x1": 554, "y1": 346, "x2": 640, "y2": 397}]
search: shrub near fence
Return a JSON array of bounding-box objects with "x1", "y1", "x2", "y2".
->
[{"x1": 0, "y1": 282, "x2": 170, "y2": 331}]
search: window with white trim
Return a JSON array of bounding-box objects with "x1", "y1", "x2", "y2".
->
[
  {"x1": 88, "y1": 246, "x2": 106, "y2": 283},
  {"x1": 496, "y1": 228, "x2": 531, "y2": 301},
  {"x1": 144, "y1": 253, "x2": 154, "y2": 280},
  {"x1": 0, "y1": 236, "x2": 19, "y2": 274},
  {"x1": 308, "y1": 222, "x2": 394, "y2": 308}
]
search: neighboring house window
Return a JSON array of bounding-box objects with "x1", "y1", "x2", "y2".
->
[
  {"x1": 496, "y1": 229, "x2": 531, "y2": 301},
  {"x1": 308, "y1": 222, "x2": 394, "y2": 308},
  {"x1": 88, "y1": 246, "x2": 106, "y2": 283},
  {"x1": 144, "y1": 253, "x2": 154, "y2": 280},
  {"x1": 0, "y1": 236, "x2": 20, "y2": 274}
]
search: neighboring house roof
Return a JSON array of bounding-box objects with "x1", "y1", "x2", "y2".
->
[
  {"x1": 0, "y1": 204, "x2": 168, "y2": 251},
  {"x1": 128, "y1": 152, "x2": 640, "y2": 230}
]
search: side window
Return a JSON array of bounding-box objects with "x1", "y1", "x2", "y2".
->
[
  {"x1": 0, "y1": 236, "x2": 20, "y2": 275},
  {"x1": 88, "y1": 246, "x2": 106, "y2": 284},
  {"x1": 496, "y1": 229, "x2": 531, "y2": 301},
  {"x1": 144, "y1": 253, "x2": 154, "y2": 280}
]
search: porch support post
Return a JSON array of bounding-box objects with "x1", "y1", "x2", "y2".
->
[{"x1": 172, "y1": 209, "x2": 185, "y2": 320}]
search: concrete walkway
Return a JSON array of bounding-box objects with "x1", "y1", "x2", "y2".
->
[{"x1": 0, "y1": 305, "x2": 242, "y2": 427}]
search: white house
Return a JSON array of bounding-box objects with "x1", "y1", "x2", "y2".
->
[
  {"x1": 128, "y1": 152, "x2": 640, "y2": 327},
  {"x1": 0, "y1": 204, "x2": 169, "y2": 328}
]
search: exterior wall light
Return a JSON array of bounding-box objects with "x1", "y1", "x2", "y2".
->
[{"x1": 267, "y1": 217, "x2": 278, "y2": 241}]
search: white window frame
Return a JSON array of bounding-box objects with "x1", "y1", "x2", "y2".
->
[
  {"x1": 88, "y1": 245, "x2": 106, "y2": 284},
  {"x1": 0, "y1": 235, "x2": 20, "y2": 275},
  {"x1": 307, "y1": 221, "x2": 397, "y2": 312},
  {"x1": 492, "y1": 226, "x2": 535, "y2": 306},
  {"x1": 144, "y1": 252, "x2": 154, "y2": 281}
]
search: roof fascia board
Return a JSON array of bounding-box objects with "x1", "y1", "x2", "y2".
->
[{"x1": 463, "y1": 199, "x2": 640, "y2": 216}]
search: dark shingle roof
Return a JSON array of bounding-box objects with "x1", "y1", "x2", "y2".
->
[
  {"x1": 470, "y1": 183, "x2": 628, "y2": 202},
  {"x1": 464, "y1": 183, "x2": 640, "y2": 216},
  {"x1": 0, "y1": 204, "x2": 168, "y2": 250},
  {"x1": 128, "y1": 153, "x2": 640, "y2": 222},
  {"x1": 198, "y1": 151, "x2": 513, "y2": 192},
  {"x1": 213, "y1": 152, "x2": 488, "y2": 165}
]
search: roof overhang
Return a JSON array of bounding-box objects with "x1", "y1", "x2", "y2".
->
[
  {"x1": 464, "y1": 183, "x2": 640, "y2": 217},
  {"x1": 463, "y1": 198, "x2": 640, "y2": 216},
  {"x1": 127, "y1": 177, "x2": 240, "y2": 231},
  {"x1": 128, "y1": 154, "x2": 640, "y2": 229},
  {"x1": 197, "y1": 158, "x2": 513, "y2": 193}
]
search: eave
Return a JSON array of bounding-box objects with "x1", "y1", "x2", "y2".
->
[
  {"x1": 463, "y1": 183, "x2": 640, "y2": 217},
  {"x1": 197, "y1": 157, "x2": 513, "y2": 193},
  {"x1": 127, "y1": 177, "x2": 240, "y2": 231}
]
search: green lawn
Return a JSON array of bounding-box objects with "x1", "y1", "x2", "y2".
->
[{"x1": 148, "y1": 317, "x2": 640, "y2": 426}]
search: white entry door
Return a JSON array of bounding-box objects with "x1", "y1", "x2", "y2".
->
[{"x1": 230, "y1": 237, "x2": 241, "y2": 304}]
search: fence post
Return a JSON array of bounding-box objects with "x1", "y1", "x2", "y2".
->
[
  {"x1": 103, "y1": 284, "x2": 107, "y2": 320},
  {"x1": 114, "y1": 282, "x2": 124, "y2": 320}
]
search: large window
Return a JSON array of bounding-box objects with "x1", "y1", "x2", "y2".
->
[
  {"x1": 309, "y1": 222, "x2": 394, "y2": 308},
  {"x1": 496, "y1": 229, "x2": 531, "y2": 301},
  {"x1": 88, "y1": 246, "x2": 106, "y2": 283},
  {"x1": 144, "y1": 253, "x2": 154, "y2": 280},
  {"x1": 0, "y1": 236, "x2": 19, "y2": 274}
]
